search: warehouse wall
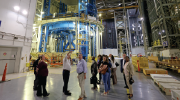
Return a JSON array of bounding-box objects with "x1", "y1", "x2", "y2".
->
[
  {"x1": 132, "y1": 46, "x2": 145, "y2": 55},
  {"x1": 100, "y1": 49, "x2": 118, "y2": 57},
  {"x1": 0, "y1": 0, "x2": 37, "y2": 73}
]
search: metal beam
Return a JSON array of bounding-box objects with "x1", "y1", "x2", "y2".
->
[{"x1": 97, "y1": 5, "x2": 138, "y2": 12}]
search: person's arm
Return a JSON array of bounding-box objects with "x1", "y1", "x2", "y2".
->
[
  {"x1": 83, "y1": 60, "x2": 87, "y2": 79},
  {"x1": 130, "y1": 63, "x2": 134, "y2": 76},
  {"x1": 98, "y1": 65, "x2": 107, "y2": 72}
]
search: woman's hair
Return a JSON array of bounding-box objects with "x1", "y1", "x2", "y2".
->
[
  {"x1": 92, "y1": 56, "x2": 95, "y2": 60},
  {"x1": 126, "y1": 56, "x2": 129, "y2": 61},
  {"x1": 103, "y1": 55, "x2": 109, "y2": 63},
  {"x1": 98, "y1": 55, "x2": 103, "y2": 61},
  {"x1": 111, "y1": 55, "x2": 115, "y2": 63}
]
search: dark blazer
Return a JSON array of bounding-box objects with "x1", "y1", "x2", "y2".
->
[
  {"x1": 120, "y1": 59, "x2": 126, "y2": 73},
  {"x1": 91, "y1": 60, "x2": 98, "y2": 75},
  {"x1": 33, "y1": 59, "x2": 40, "y2": 75}
]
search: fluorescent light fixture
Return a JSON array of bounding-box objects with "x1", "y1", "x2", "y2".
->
[
  {"x1": 140, "y1": 17, "x2": 143, "y2": 20},
  {"x1": 132, "y1": 28, "x2": 134, "y2": 30},
  {"x1": 14, "y1": 6, "x2": 20, "y2": 11},
  {"x1": 73, "y1": 22, "x2": 75, "y2": 24},
  {"x1": 142, "y1": 34, "x2": 143, "y2": 36},
  {"x1": 22, "y1": 10, "x2": 27, "y2": 15},
  {"x1": 132, "y1": 24, "x2": 134, "y2": 27},
  {"x1": 162, "y1": 30, "x2": 165, "y2": 32},
  {"x1": 100, "y1": 33, "x2": 102, "y2": 35},
  {"x1": 134, "y1": 36, "x2": 135, "y2": 39},
  {"x1": 99, "y1": 14, "x2": 101, "y2": 16},
  {"x1": 119, "y1": 3, "x2": 121, "y2": 5},
  {"x1": 159, "y1": 32, "x2": 161, "y2": 35}
]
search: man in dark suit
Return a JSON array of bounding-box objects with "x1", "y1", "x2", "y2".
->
[
  {"x1": 120, "y1": 54, "x2": 128, "y2": 88},
  {"x1": 33, "y1": 56, "x2": 40, "y2": 90}
]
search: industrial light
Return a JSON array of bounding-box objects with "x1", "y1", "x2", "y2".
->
[
  {"x1": 159, "y1": 32, "x2": 161, "y2": 35},
  {"x1": 140, "y1": 17, "x2": 143, "y2": 20},
  {"x1": 119, "y1": 3, "x2": 121, "y2": 5},
  {"x1": 41, "y1": 12, "x2": 44, "y2": 14},
  {"x1": 99, "y1": 14, "x2": 101, "y2": 17},
  {"x1": 162, "y1": 30, "x2": 165, "y2": 33},
  {"x1": 142, "y1": 34, "x2": 143, "y2": 36},
  {"x1": 14, "y1": 6, "x2": 20, "y2": 11},
  {"x1": 132, "y1": 24, "x2": 134, "y2": 27},
  {"x1": 22, "y1": 10, "x2": 27, "y2": 15},
  {"x1": 132, "y1": 28, "x2": 134, "y2": 30},
  {"x1": 100, "y1": 33, "x2": 102, "y2": 35}
]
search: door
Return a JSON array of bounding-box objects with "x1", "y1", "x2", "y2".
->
[{"x1": 0, "y1": 47, "x2": 17, "y2": 74}]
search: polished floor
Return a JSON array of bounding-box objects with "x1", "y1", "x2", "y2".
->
[{"x1": 0, "y1": 62, "x2": 173, "y2": 100}]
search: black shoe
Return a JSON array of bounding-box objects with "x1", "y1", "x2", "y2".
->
[
  {"x1": 64, "y1": 92, "x2": 71, "y2": 96},
  {"x1": 124, "y1": 86, "x2": 129, "y2": 89},
  {"x1": 43, "y1": 93, "x2": 50, "y2": 97},
  {"x1": 36, "y1": 94, "x2": 42, "y2": 97}
]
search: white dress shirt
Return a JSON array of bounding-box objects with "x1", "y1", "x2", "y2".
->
[
  {"x1": 63, "y1": 54, "x2": 71, "y2": 71},
  {"x1": 123, "y1": 59, "x2": 125, "y2": 66}
]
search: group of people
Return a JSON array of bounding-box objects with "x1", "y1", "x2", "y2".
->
[{"x1": 32, "y1": 52, "x2": 134, "y2": 100}]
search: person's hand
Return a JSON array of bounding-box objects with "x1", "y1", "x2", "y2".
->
[{"x1": 84, "y1": 75, "x2": 86, "y2": 79}]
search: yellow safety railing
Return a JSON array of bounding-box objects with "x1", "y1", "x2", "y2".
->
[{"x1": 132, "y1": 56, "x2": 149, "y2": 70}]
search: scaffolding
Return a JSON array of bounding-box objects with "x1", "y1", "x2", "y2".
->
[{"x1": 146, "y1": 0, "x2": 180, "y2": 49}]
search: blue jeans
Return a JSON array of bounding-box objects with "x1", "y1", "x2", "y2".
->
[
  {"x1": 107, "y1": 68, "x2": 111, "y2": 91},
  {"x1": 103, "y1": 72, "x2": 109, "y2": 92}
]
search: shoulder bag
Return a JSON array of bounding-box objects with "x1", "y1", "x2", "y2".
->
[{"x1": 99, "y1": 64, "x2": 108, "y2": 75}]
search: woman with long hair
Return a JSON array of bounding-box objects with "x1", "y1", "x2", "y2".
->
[
  {"x1": 110, "y1": 55, "x2": 117, "y2": 84},
  {"x1": 98, "y1": 55, "x2": 110, "y2": 95},
  {"x1": 36, "y1": 55, "x2": 50, "y2": 97}
]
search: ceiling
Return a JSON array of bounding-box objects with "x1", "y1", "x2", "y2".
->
[{"x1": 96, "y1": 0, "x2": 138, "y2": 20}]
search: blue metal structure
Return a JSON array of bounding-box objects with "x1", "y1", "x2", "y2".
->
[{"x1": 39, "y1": 0, "x2": 98, "y2": 59}]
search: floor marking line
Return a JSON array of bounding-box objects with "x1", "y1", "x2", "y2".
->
[{"x1": 126, "y1": 89, "x2": 131, "y2": 100}]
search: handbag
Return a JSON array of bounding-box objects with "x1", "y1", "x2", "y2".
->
[
  {"x1": 115, "y1": 62, "x2": 119, "y2": 67},
  {"x1": 90, "y1": 76, "x2": 97, "y2": 84}
]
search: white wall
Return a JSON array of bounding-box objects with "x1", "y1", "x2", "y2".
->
[
  {"x1": 132, "y1": 46, "x2": 145, "y2": 55},
  {"x1": 100, "y1": 49, "x2": 118, "y2": 56},
  {"x1": 0, "y1": 0, "x2": 37, "y2": 73}
]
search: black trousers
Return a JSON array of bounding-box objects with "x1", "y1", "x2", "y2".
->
[
  {"x1": 123, "y1": 73, "x2": 128, "y2": 87},
  {"x1": 63, "y1": 70, "x2": 70, "y2": 93},
  {"x1": 34, "y1": 74, "x2": 38, "y2": 89},
  {"x1": 37, "y1": 76, "x2": 48, "y2": 96},
  {"x1": 92, "y1": 74, "x2": 97, "y2": 89},
  {"x1": 99, "y1": 73, "x2": 102, "y2": 82}
]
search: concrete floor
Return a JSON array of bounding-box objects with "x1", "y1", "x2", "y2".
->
[{"x1": 0, "y1": 62, "x2": 174, "y2": 100}]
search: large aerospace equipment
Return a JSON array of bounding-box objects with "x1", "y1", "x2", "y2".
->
[{"x1": 31, "y1": 0, "x2": 103, "y2": 59}]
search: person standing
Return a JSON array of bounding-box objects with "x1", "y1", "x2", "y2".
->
[
  {"x1": 97, "y1": 55, "x2": 103, "y2": 84},
  {"x1": 124, "y1": 56, "x2": 134, "y2": 98},
  {"x1": 33, "y1": 56, "x2": 40, "y2": 90},
  {"x1": 91, "y1": 57, "x2": 98, "y2": 90},
  {"x1": 36, "y1": 55, "x2": 50, "y2": 97},
  {"x1": 77, "y1": 54, "x2": 87, "y2": 100},
  {"x1": 98, "y1": 55, "x2": 110, "y2": 96},
  {"x1": 110, "y1": 55, "x2": 117, "y2": 84},
  {"x1": 62, "y1": 51, "x2": 72, "y2": 96},
  {"x1": 120, "y1": 54, "x2": 128, "y2": 88}
]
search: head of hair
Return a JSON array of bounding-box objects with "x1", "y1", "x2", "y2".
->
[
  {"x1": 92, "y1": 56, "x2": 95, "y2": 60},
  {"x1": 111, "y1": 55, "x2": 115, "y2": 63},
  {"x1": 98, "y1": 55, "x2": 103, "y2": 61},
  {"x1": 103, "y1": 55, "x2": 109, "y2": 63}
]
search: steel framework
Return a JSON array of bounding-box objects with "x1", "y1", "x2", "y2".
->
[
  {"x1": 32, "y1": 0, "x2": 103, "y2": 59},
  {"x1": 146, "y1": 0, "x2": 180, "y2": 49}
]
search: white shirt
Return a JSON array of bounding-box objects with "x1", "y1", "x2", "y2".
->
[
  {"x1": 111, "y1": 59, "x2": 116, "y2": 68},
  {"x1": 123, "y1": 59, "x2": 125, "y2": 66},
  {"x1": 63, "y1": 54, "x2": 71, "y2": 71}
]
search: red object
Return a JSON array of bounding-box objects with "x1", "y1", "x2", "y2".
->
[
  {"x1": 2, "y1": 63, "x2": 7, "y2": 81},
  {"x1": 137, "y1": 60, "x2": 140, "y2": 72}
]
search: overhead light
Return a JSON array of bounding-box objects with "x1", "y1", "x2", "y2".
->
[
  {"x1": 41, "y1": 12, "x2": 44, "y2": 14},
  {"x1": 132, "y1": 24, "x2": 134, "y2": 27},
  {"x1": 119, "y1": 3, "x2": 121, "y2": 5},
  {"x1": 132, "y1": 28, "x2": 134, "y2": 30},
  {"x1": 100, "y1": 33, "x2": 102, "y2": 35},
  {"x1": 159, "y1": 32, "x2": 161, "y2": 35},
  {"x1": 162, "y1": 30, "x2": 165, "y2": 33},
  {"x1": 14, "y1": 6, "x2": 20, "y2": 11},
  {"x1": 22, "y1": 10, "x2": 27, "y2": 15},
  {"x1": 140, "y1": 17, "x2": 143, "y2": 20},
  {"x1": 142, "y1": 34, "x2": 143, "y2": 36},
  {"x1": 99, "y1": 14, "x2": 101, "y2": 17},
  {"x1": 73, "y1": 22, "x2": 75, "y2": 24}
]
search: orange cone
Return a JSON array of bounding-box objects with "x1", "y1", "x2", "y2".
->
[
  {"x1": 2, "y1": 63, "x2": 7, "y2": 81},
  {"x1": 137, "y1": 60, "x2": 141, "y2": 72}
]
